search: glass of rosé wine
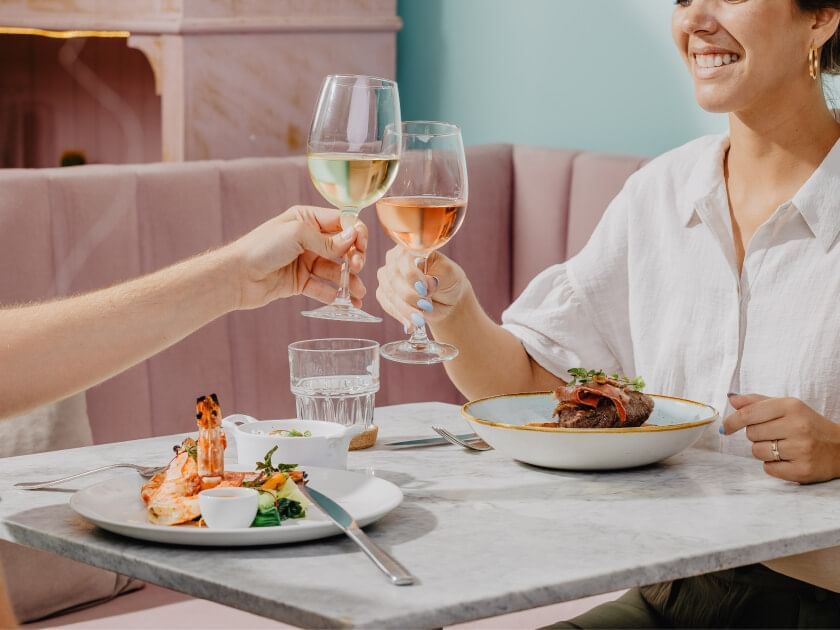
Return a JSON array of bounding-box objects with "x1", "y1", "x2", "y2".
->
[{"x1": 375, "y1": 121, "x2": 468, "y2": 364}]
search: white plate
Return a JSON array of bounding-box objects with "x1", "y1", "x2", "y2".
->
[
  {"x1": 70, "y1": 465, "x2": 403, "y2": 546},
  {"x1": 462, "y1": 392, "x2": 717, "y2": 471}
]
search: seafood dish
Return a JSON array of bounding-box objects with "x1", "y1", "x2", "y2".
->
[
  {"x1": 531, "y1": 368, "x2": 654, "y2": 429},
  {"x1": 140, "y1": 394, "x2": 309, "y2": 527}
]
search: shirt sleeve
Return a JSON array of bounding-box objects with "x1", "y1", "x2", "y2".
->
[{"x1": 501, "y1": 182, "x2": 634, "y2": 381}]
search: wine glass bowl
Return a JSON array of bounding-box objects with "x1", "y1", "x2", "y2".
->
[
  {"x1": 375, "y1": 121, "x2": 468, "y2": 364},
  {"x1": 303, "y1": 75, "x2": 401, "y2": 323}
]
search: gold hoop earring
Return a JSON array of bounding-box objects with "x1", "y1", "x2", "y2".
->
[{"x1": 809, "y1": 47, "x2": 820, "y2": 80}]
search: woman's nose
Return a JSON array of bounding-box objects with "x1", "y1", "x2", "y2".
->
[{"x1": 679, "y1": 0, "x2": 718, "y2": 36}]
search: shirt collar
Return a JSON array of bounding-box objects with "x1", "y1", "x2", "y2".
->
[
  {"x1": 680, "y1": 135, "x2": 730, "y2": 227},
  {"x1": 682, "y1": 134, "x2": 840, "y2": 252},
  {"x1": 791, "y1": 136, "x2": 840, "y2": 252}
]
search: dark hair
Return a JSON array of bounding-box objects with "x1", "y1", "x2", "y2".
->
[{"x1": 796, "y1": 1, "x2": 840, "y2": 74}]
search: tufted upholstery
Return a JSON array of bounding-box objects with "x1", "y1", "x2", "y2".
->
[{"x1": 0, "y1": 144, "x2": 645, "y2": 443}]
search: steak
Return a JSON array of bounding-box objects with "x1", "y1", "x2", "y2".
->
[
  {"x1": 528, "y1": 369, "x2": 655, "y2": 429},
  {"x1": 542, "y1": 390, "x2": 654, "y2": 429}
]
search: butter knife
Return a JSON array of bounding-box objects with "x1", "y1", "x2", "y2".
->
[
  {"x1": 295, "y1": 480, "x2": 416, "y2": 586},
  {"x1": 384, "y1": 433, "x2": 480, "y2": 449}
]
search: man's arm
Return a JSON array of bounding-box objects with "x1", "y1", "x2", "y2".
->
[{"x1": 0, "y1": 206, "x2": 366, "y2": 419}]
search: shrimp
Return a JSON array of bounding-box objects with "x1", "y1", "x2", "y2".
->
[
  {"x1": 145, "y1": 448, "x2": 202, "y2": 525},
  {"x1": 195, "y1": 394, "x2": 225, "y2": 480},
  {"x1": 139, "y1": 395, "x2": 237, "y2": 526}
]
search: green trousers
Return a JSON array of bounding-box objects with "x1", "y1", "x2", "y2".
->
[{"x1": 545, "y1": 564, "x2": 840, "y2": 629}]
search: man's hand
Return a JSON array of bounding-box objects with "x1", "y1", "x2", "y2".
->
[{"x1": 225, "y1": 206, "x2": 369, "y2": 310}]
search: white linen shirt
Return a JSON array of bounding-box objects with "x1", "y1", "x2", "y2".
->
[
  {"x1": 503, "y1": 133, "x2": 840, "y2": 455},
  {"x1": 501, "y1": 134, "x2": 840, "y2": 590}
]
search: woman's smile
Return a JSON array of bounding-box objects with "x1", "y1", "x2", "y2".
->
[{"x1": 692, "y1": 48, "x2": 742, "y2": 78}]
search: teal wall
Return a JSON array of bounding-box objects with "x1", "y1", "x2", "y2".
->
[{"x1": 396, "y1": 0, "x2": 728, "y2": 157}]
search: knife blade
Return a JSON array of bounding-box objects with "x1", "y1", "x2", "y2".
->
[
  {"x1": 296, "y1": 482, "x2": 416, "y2": 586},
  {"x1": 384, "y1": 433, "x2": 480, "y2": 448}
]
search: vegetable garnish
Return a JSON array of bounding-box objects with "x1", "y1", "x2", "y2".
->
[
  {"x1": 251, "y1": 470, "x2": 309, "y2": 528},
  {"x1": 253, "y1": 445, "x2": 299, "y2": 476},
  {"x1": 567, "y1": 368, "x2": 645, "y2": 392}
]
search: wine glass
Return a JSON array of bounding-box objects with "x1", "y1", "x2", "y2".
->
[
  {"x1": 375, "y1": 121, "x2": 468, "y2": 364},
  {"x1": 303, "y1": 75, "x2": 401, "y2": 323}
]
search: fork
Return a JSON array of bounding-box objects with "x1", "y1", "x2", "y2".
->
[
  {"x1": 431, "y1": 426, "x2": 493, "y2": 451},
  {"x1": 14, "y1": 463, "x2": 165, "y2": 490}
]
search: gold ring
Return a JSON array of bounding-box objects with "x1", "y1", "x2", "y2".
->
[{"x1": 770, "y1": 439, "x2": 782, "y2": 462}]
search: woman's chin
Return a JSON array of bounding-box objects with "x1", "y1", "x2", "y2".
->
[{"x1": 693, "y1": 90, "x2": 738, "y2": 114}]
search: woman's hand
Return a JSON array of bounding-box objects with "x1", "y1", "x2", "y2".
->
[
  {"x1": 722, "y1": 393, "x2": 840, "y2": 484},
  {"x1": 224, "y1": 205, "x2": 368, "y2": 310},
  {"x1": 375, "y1": 247, "x2": 470, "y2": 331}
]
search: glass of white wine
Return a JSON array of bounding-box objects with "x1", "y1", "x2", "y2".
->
[
  {"x1": 376, "y1": 121, "x2": 468, "y2": 364},
  {"x1": 303, "y1": 75, "x2": 401, "y2": 323}
]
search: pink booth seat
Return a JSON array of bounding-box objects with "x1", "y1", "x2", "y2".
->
[{"x1": 0, "y1": 145, "x2": 645, "y2": 444}]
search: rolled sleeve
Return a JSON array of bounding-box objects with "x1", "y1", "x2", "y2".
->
[{"x1": 502, "y1": 265, "x2": 622, "y2": 380}]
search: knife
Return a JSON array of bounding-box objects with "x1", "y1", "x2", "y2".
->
[
  {"x1": 384, "y1": 433, "x2": 480, "y2": 449},
  {"x1": 295, "y1": 481, "x2": 416, "y2": 586}
]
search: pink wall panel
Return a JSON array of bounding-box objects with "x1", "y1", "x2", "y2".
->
[
  {"x1": 45, "y1": 167, "x2": 153, "y2": 443},
  {"x1": 0, "y1": 172, "x2": 55, "y2": 302},
  {"x1": 134, "y1": 162, "x2": 235, "y2": 436},
  {"x1": 511, "y1": 146, "x2": 579, "y2": 297},
  {"x1": 566, "y1": 152, "x2": 647, "y2": 259}
]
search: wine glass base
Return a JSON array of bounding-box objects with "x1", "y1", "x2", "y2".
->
[
  {"x1": 381, "y1": 339, "x2": 459, "y2": 364},
  {"x1": 301, "y1": 303, "x2": 383, "y2": 323}
]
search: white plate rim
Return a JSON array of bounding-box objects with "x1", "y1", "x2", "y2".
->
[{"x1": 69, "y1": 465, "x2": 403, "y2": 546}]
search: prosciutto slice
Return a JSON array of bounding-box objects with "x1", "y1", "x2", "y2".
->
[{"x1": 554, "y1": 382, "x2": 631, "y2": 423}]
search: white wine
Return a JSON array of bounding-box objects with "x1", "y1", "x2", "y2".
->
[
  {"x1": 307, "y1": 153, "x2": 399, "y2": 209},
  {"x1": 376, "y1": 196, "x2": 467, "y2": 255}
]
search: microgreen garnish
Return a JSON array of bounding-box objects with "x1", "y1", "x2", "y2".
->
[{"x1": 567, "y1": 368, "x2": 645, "y2": 392}]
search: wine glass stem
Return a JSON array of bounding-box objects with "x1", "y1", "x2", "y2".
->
[
  {"x1": 335, "y1": 209, "x2": 357, "y2": 306},
  {"x1": 409, "y1": 254, "x2": 431, "y2": 349},
  {"x1": 335, "y1": 255, "x2": 352, "y2": 306}
]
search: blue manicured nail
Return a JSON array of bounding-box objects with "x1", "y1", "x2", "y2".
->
[
  {"x1": 719, "y1": 425, "x2": 725, "y2": 435},
  {"x1": 417, "y1": 298, "x2": 433, "y2": 312},
  {"x1": 410, "y1": 312, "x2": 426, "y2": 328},
  {"x1": 414, "y1": 281, "x2": 428, "y2": 297}
]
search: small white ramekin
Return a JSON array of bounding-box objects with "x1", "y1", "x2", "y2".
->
[{"x1": 198, "y1": 487, "x2": 259, "y2": 529}]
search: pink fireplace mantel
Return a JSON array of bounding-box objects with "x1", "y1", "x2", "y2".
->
[{"x1": 0, "y1": 1, "x2": 401, "y2": 165}]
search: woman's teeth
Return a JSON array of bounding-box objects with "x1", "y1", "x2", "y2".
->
[{"x1": 694, "y1": 53, "x2": 740, "y2": 68}]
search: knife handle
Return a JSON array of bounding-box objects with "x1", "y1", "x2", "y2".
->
[{"x1": 345, "y1": 525, "x2": 416, "y2": 586}]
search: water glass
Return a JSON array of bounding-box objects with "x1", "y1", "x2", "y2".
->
[{"x1": 288, "y1": 339, "x2": 380, "y2": 431}]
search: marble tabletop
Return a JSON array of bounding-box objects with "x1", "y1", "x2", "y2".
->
[{"x1": 1, "y1": 402, "x2": 840, "y2": 629}]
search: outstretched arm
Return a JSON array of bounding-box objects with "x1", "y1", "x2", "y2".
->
[
  {"x1": 376, "y1": 247, "x2": 564, "y2": 400},
  {"x1": 0, "y1": 206, "x2": 368, "y2": 419}
]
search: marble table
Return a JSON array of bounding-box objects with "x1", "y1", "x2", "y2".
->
[{"x1": 1, "y1": 402, "x2": 840, "y2": 628}]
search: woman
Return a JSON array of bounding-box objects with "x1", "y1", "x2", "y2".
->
[
  {"x1": 377, "y1": 0, "x2": 840, "y2": 626},
  {"x1": 0, "y1": 205, "x2": 368, "y2": 626}
]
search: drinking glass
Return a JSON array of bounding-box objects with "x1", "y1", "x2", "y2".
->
[
  {"x1": 375, "y1": 121, "x2": 468, "y2": 364},
  {"x1": 303, "y1": 75, "x2": 401, "y2": 323},
  {"x1": 288, "y1": 339, "x2": 380, "y2": 440}
]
